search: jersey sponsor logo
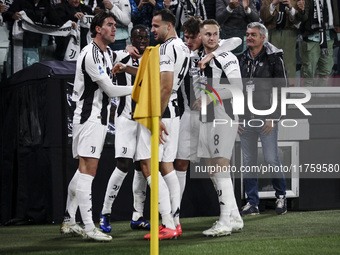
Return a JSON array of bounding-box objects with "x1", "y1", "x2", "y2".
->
[
  {"x1": 91, "y1": 146, "x2": 96, "y2": 154},
  {"x1": 223, "y1": 60, "x2": 238, "y2": 70},
  {"x1": 160, "y1": 60, "x2": 171, "y2": 66},
  {"x1": 122, "y1": 147, "x2": 127, "y2": 154},
  {"x1": 189, "y1": 67, "x2": 199, "y2": 77},
  {"x1": 98, "y1": 65, "x2": 105, "y2": 75}
]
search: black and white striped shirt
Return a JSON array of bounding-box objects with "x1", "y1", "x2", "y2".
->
[
  {"x1": 159, "y1": 37, "x2": 190, "y2": 118},
  {"x1": 72, "y1": 41, "x2": 117, "y2": 126}
]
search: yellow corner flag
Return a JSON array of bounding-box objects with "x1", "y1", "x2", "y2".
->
[
  {"x1": 132, "y1": 45, "x2": 161, "y2": 130},
  {"x1": 131, "y1": 45, "x2": 161, "y2": 255}
]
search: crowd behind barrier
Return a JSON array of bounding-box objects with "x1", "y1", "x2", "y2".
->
[{"x1": 0, "y1": 0, "x2": 339, "y2": 85}]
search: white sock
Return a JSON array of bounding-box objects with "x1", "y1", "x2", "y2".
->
[
  {"x1": 132, "y1": 170, "x2": 147, "y2": 221},
  {"x1": 101, "y1": 167, "x2": 127, "y2": 215},
  {"x1": 163, "y1": 170, "x2": 181, "y2": 227},
  {"x1": 146, "y1": 172, "x2": 173, "y2": 228},
  {"x1": 213, "y1": 172, "x2": 238, "y2": 226},
  {"x1": 161, "y1": 213, "x2": 176, "y2": 230},
  {"x1": 175, "y1": 170, "x2": 187, "y2": 201},
  {"x1": 65, "y1": 169, "x2": 80, "y2": 225},
  {"x1": 77, "y1": 173, "x2": 95, "y2": 231}
]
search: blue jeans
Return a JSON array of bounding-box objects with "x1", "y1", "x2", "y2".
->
[{"x1": 239, "y1": 120, "x2": 286, "y2": 206}]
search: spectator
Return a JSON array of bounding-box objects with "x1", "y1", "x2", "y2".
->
[
  {"x1": 51, "y1": 0, "x2": 93, "y2": 60},
  {"x1": 204, "y1": 0, "x2": 216, "y2": 19},
  {"x1": 296, "y1": 0, "x2": 336, "y2": 86},
  {"x1": 238, "y1": 22, "x2": 288, "y2": 216},
  {"x1": 99, "y1": 0, "x2": 131, "y2": 51},
  {"x1": 5, "y1": 0, "x2": 52, "y2": 48},
  {"x1": 216, "y1": 0, "x2": 259, "y2": 54},
  {"x1": 129, "y1": 0, "x2": 167, "y2": 45},
  {"x1": 260, "y1": 0, "x2": 305, "y2": 84},
  {"x1": 4, "y1": 0, "x2": 53, "y2": 69},
  {"x1": 168, "y1": 0, "x2": 207, "y2": 36}
]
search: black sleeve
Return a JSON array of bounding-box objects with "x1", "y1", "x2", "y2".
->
[{"x1": 269, "y1": 54, "x2": 288, "y2": 120}]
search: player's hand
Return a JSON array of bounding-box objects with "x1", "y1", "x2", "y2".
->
[
  {"x1": 159, "y1": 120, "x2": 168, "y2": 145},
  {"x1": 262, "y1": 120, "x2": 275, "y2": 135},
  {"x1": 112, "y1": 63, "x2": 126, "y2": 76},
  {"x1": 198, "y1": 53, "x2": 214, "y2": 71},
  {"x1": 192, "y1": 95, "x2": 211, "y2": 111},
  {"x1": 126, "y1": 45, "x2": 142, "y2": 59},
  {"x1": 238, "y1": 124, "x2": 244, "y2": 135}
]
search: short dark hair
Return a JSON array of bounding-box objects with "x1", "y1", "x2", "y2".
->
[
  {"x1": 182, "y1": 16, "x2": 202, "y2": 35},
  {"x1": 153, "y1": 9, "x2": 176, "y2": 27},
  {"x1": 199, "y1": 19, "x2": 220, "y2": 29},
  {"x1": 90, "y1": 12, "x2": 116, "y2": 38},
  {"x1": 131, "y1": 24, "x2": 148, "y2": 37}
]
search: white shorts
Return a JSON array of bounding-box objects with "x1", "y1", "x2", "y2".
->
[
  {"x1": 114, "y1": 115, "x2": 139, "y2": 159},
  {"x1": 197, "y1": 118, "x2": 237, "y2": 160},
  {"x1": 136, "y1": 117, "x2": 180, "y2": 162},
  {"x1": 72, "y1": 121, "x2": 107, "y2": 159},
  {"x1": 176, "y1": 110, "x2": 200, "y2": 163}
]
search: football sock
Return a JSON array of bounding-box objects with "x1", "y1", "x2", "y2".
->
[
  {"x1": 161, "y1": 213, "x2": 176, "y2": 230},
  {"x1": 77, "y1": 173, "x2": 95, "y2": 232},
  {"x1": 175, "y1": 170, "x2": 187, "y2": 201},
  {"x1": 147, "y1": 172, "x2": 174, "y2": 229},
  {"x1": 102, "y1": 167, "x2": 127, "y2": 215},
  {"x1": 163, "y1": 170, "x2": 181, "y2": 227},
  {"x1": 213, "y1": 172, "x2": 238, "y2": 226},
  {"x1": 65, "y1": 169, "x2": 80, "y2": 225},
  {"x1": 132, "y1": 170, "x2": 147, "y2": 221}
]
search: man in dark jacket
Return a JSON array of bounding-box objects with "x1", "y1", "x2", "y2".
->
[
  {"x1": 237, "y1": 22, "x2": 288, "y2": 216},
  {"x1": 51, "y1": 0, "x2": 93, "y2": 60},
  {"x1": 4, "y1": 0, "x2": 52, "y2": 48}
]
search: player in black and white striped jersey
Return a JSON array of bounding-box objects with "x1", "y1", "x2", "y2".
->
[
  {"x1": 138, "y1": 9, "x2": 190, "y2": 240},
  {"x1": 99, "y1": 24, "x2": 151, "y2": 233},
  {"x1": 175, "y1": 16, "x2": 243, "y2": 205},
  {"x1": 191, "y1": 19, "x2": 244, "y2": 237},
  {"x1": 111, "y1": 9, "x2": 190, "y2": 240},
  {"x1": 60, "y1": 12, "x2": 132, "y2": 242}
]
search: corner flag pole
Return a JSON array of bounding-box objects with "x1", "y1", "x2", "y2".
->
[
  {"x1": 130, "y1": 45, "x2": 160, "y2": 255},
  {"x1": 150, "y1": 116, "x2": 159, "y2": 255}
]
